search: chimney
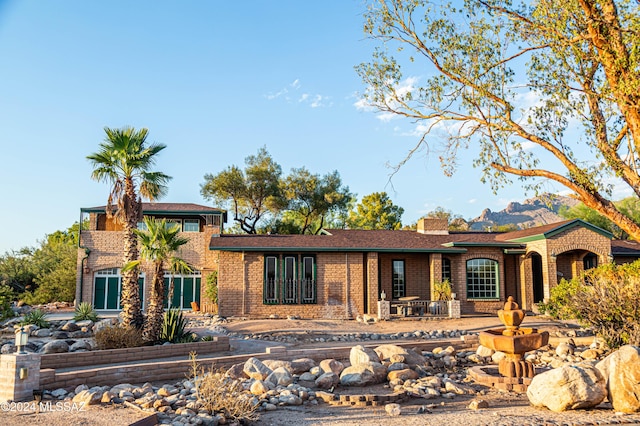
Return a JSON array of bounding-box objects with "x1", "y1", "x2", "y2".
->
[{"x1": 417, "y1": 218, "x2": 449, "y2": 235}]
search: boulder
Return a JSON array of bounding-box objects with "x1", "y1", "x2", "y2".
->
[
  {"x1": 41, "y1": 340, "x2": 69, "y2": 354},
  {"x1": 61, "y1": 321, "x2": 80, "y2": 332},
  {"x1": 290, "y1": 358, "x2": 316, "y2": 374},
  {"x1": 226, "y1": 363, "x2": 247, "y2": 380},
  {"x1": 72, "y1": 390, "x2": 103, "y2": 405},
  {"x1": 33, "y1": 328, "x2": 52, "y2": 337},
  {"x1": 262, "y1": 359, "x2": 292, "y2": 371},
  {"x1": 350, "y1": 345, "x2": 379, "y2": 366},
  {"x1": 385, "y1": 403, "x2": 401, "y2": 416},
  {"x1": 265, "y1": 366, "x2": 293, "y2": 386},
  {"x1": 340, "y1": 362, "x2": 387, "y2": 386},
  {"x1": 319, "y1": 359, "x2": 344, "y2": 375},
  {"x1": 250, "y1": 380, "x2": 270, "y2": 395},
  {"x1": 315, "y1": 372, "x2": 340, "y2": 389},
  {"x1": 475, "y1": 345, "x2": 495, "y2": 358},
  {"x1": 527, "y1": 364, "x2": 606, "y2": 412},
  {"x1": 387, "y1": 368, "x2": 418, "y2": 382},
  {"x1": 299, "y1": 372, "x2": 318, "y2": 381},
  {"x1": 243, "y1": 357, "x2": 272, "y2": 381},
  {"x1": 596, "y1": 345, "x2": 640, "y2": 413},
  {"x1": 70, "y1": 340, "x2": 92, "y2": 352},
  {"x1": 1, "y1": 343, "x2": 16, "y2": 354},
  {"x1": 374, "y1": 344, "x2": 426, "y2": 367}
]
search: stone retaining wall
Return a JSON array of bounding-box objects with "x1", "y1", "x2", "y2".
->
[{"x1": 40, "y1": 336, "x2": 230, "y2": 370}]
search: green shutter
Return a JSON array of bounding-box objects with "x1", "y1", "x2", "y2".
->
[
  {"x1": 195, "y1": 277, "x2": 201, "y2": 304},
  {"x1": 94, "y1": 277, "x2": 106, "y2": 310},
  {"x1": 107, "y1": 277, "x2": 119, "y2": 309},
  {"x1": 183, "y1": 277, "x2": 194, "y2": 309}
]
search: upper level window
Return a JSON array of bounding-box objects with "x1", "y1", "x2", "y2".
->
[
  {"x1": 165, "y1": 219, "x2": 182, "y2": 231},
  {"x1": 183, "y1": 219, "x2": 200, "y2": 232},
  {"x1": 466, "y1": 258, "x2": 499, "y2": 299},
  {"x1": 392, "y1": 260, "x2": 406, "y2": 299}
]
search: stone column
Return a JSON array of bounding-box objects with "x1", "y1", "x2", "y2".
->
[
  {"x1": 0, "y1": 353, "x2": 41, "y2": 402},
  {"x1": 448, "y1": 300, "x2": 461, "y2": 319},
  {"x1": 377, "y1": 300, "x2": 390, "y2": 320}
]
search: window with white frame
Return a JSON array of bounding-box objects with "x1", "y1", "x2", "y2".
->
[
  {"x1": 163, "y1": 270, "x2": 201, "y2": 309},
  {"x1": 466, "y1": 258, "x2": 499, "y2": 299}
]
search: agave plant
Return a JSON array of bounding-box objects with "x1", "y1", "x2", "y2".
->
[
  {"x1": 160, "y1": 308, "x2": 193, "y2": 343},
  {"x1": 20, "y1": 309, "x2": 49, "y2": 328},
  {"x1": 73, "y1": 302, "x2": 100, "y2": 322}
]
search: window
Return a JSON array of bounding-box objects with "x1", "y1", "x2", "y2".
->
[
  {"x1": 205, "y1": 214, "x2": 222, "y2": 227},
  {"x1": 283, "y1": 256, "x2": 297, "y2": 303},
  {"x1": 301, "y1": 256, "x2": 316, "y2": 303},
  {"x1": 392, "y1": 260, "x2": 406, "y2": 299},
  {"x1": 183, "y1": 219, "x2": 200, "y2": 232},
  {"x1": 264, "y1": 256, "x2": 278, "y2": 304},
  {"x1": 442, "y1": 257, "x2": 452, "y2": 282},
  {"x1": 165, "y1": 219, "x2": 182, "y2": 231},
  {"x1": 466, "y1": 258, "x2": 499, "y2": 299},
  {"x1": 93, "y1": 268, "x2": 145, "y2": 310},
  {"x1": 163, "y1": 270, "x2": 201, "y2": 309},
  {"x1": 263, "y1": 254, "x2": 316, "y2": 304}
]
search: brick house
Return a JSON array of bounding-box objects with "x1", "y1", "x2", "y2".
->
[
  {"x1": 76, "y1": 203, "x2": 225, "y2": 312},
  {"x1": 77, "y1": 208, "x2": 640, "y2": 318}
]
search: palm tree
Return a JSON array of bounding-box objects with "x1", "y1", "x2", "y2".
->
[
  {"x1": 87, "y1": 127, "x2": 171, "y2": 328},
  {"x1": 123, "y1": 217, "x2": 190, "y2": 343}
]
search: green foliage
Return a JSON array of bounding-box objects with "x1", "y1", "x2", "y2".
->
[
  {"x1": 0, "y1": 248, "x2": 36, "y2": 293},
  {"x1": 347, "y1": 192, "x2": 404, "y2": 230},
  {"x1": 94, "y1": 325, "x2": 144, "y2": 350},
  {"x1": 559, "y1": 197, "x2": 640, "y2": 239},
  {"x1": 19, "y1": 309, "x2": 49, "y2": 328},
  {"x1": 160, "y1": 308, "x2": 193, "y2": 343},
  {"x1": 201, "y1": 146, "x2": 285, "y2": 234},
  {"x1": 204, "y1": 271, "x2": 218, "y2": 305},
  {"x1": 541, "y1": 261, "x2": 640, "y2": 349},
  {"x1": 536, "y1": 278, "x2": 583, "y2": 320},
  {"x1": 0, "y1": 285, "x2": 15, "y2": 320},
  {"x1": 73, "y1": 302, "x2": 99, "y2": 322},
  {"x1": 433, "y1": 279, "x2": 452, "y2": 301},
  {"x1": 200, "y1": 335, "x2": 214, "y2": 342}
]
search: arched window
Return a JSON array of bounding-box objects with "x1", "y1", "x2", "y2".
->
[{"x1": 466, "y1": 259, "x2": 499, "y2": 299}]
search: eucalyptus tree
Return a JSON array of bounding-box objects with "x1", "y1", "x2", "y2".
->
[
  {"x1": 358, "y1": 0, "x2": 640, "y2": 239},
  {"x1": 88, "y1": 127, "x2": 171, "y2": 328},
  {"x1": 123, "y1": 217, "x2": 190, "y2": 343}
]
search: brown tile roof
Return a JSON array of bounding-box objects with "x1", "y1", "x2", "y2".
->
[
  {"x1": 611, "y1": 239, "x2": 640, "y2": 256},
  {"x1": 82, "y1": 202, "x2": 224, "y2": 214},
  {"x1": 495, "y1": 220, "x2": 574, "y2": 241},
  {"x1": 208, "y1": 228, "x2": 520, "y2": 252}
]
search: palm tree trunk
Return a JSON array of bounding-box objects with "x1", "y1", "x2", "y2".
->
[
  {"x1": 142, "y1": 262, "x2": 165, "y2": 343},
  {"x1": 120, "y1": 183, "x2": 144, "y2": 328}
]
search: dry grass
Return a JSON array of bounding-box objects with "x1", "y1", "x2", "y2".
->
[
  {"x1": 188, "y1": 352, "x2": 259, "y2": 423},
  {"x1": 94, "y1": 325, "x2": 144, "y2": 349}
]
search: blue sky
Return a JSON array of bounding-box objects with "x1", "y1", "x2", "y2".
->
[{"x1": 0, "y1": 0, "x2": 549, "y2": 253}]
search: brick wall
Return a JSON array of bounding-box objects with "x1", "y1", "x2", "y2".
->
[
  {"x1": 77, "y1": 224, "x2": 220, "y2": 309},
  {"x1": 217, "y1": 251, "x2": 365, "y2": 319}
]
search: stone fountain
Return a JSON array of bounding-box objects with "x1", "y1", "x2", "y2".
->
[{"x1": 478, "y1": 296, "x2": 549, "y2": 379}]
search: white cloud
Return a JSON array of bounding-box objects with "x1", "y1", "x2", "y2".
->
[
  {"x1": 468, "y1": 198, "x2": 477, "y2": 204},
  {"x1": 354, "y1": 76, "x2": 420, "y2": 121},
  {"x1": 266, "y1": 79, "x2": 330, "y2": 108}
]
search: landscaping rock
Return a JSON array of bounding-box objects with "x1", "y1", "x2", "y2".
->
[
  {"x1": 70, "y1": 340, "x2": 92, "y2": 352},
  {"x1": 596, "y1": 345, "x2": 640, "y2": 413},
  {"x1": 319, "y1": 359, "x2": 344, "y2": 375},
  {"x1": 41, "y1": 340, "x2": 69, "y2": 354},
  {"x1": 72, "y1": 389, "x2": 103, "y2": 405},
  {"x1": 374, "y1": 344, "x2": 426, "y2": 367},
  {"x1": 340, "y1": 362, "x2": 387, "y2": 386},
  {"x1": 385, "y1": 403, "x2": 401, "y2": 416},
  {"x1": 244, "y1": 357, "x2": 272, "y2": 380},
  {"x1": 527, "y1": 364, "x2": 606, "y2": 412},
  {"x1": 250, "y1": 380, "x2": 270, "y2": 395},
  {"x1": 315, "y1": 372, "x2": 339, "y2": 389},
  {"x1": 265, "y1": 366, "x2": 293, "y2": 386},
  {"x1": 387, "y1": 368, "x2": 418, "y2": 382},
  {"x1": 349, "y1": 345, "x2": 379, "y2": 366},
  {"x1": 469, "y1": 399, "x2": 489, "y2": 410},
  {"x1": 61, "y1": 321, "x2": 80, "y2": 332},
  {"x1": 291, "y1": 358, "x2": 316, "y2": 374}
]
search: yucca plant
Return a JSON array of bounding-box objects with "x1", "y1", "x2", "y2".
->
[
  {"x1": 20, "y1": 309, "x2": 49, "y2": 328},
  {"x1": 73, "y1": 302, "x2": 100, "y2": 322},
  {"x1": 160, "y1": 308, "x2": 192, "y2": 343}
]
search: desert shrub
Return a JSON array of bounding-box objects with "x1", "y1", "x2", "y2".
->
[
  {"x1": 433, "y1": 279, "x2": 452, "y2": 301},
  {"x1": 546, "y1": 261, "x2": 640, "y2": 349},
  {"x1": 160, "y1": 308, "x2": 193, "y2": 343},
  {"x1": 200, "y1": 335, "x2": 214, "y2": 342},
  {"x1": 94, "y1": 325, "x2": 144, "y2": 349},
  {"x1": 73, "y1": 302, "x2": 99, "y2": 322},
  {"x1": 537, "y1": 278, "x2": 583, "y2": 320},
  {"x1": 0, "y1": 285, "x2": 15, "y2": 320},
  {"x1": 20, "y1": 309, "x2": 49, "y2": 328},
  {"x1": 189, "y1": 353, "x2": 259, "y2": 422}
]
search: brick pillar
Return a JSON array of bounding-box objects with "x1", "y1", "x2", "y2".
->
[
  {"x1": 448, "y1": 300, "x2": 461, "y2": 319},
  {"x1": 0, "y1": 353, "x2": 41, "y2": 402}
]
